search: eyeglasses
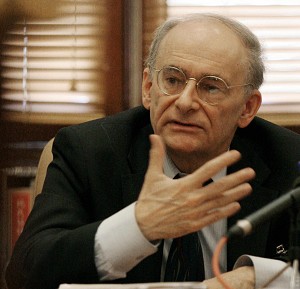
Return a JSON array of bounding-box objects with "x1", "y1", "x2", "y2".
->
[{"x1": 152, "y1": 66, "x2": 253, "y2": 105}]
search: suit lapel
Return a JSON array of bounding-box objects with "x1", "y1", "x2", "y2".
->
[
  {"x1": 120, "y1": 124, "x2": 164, "y2": 281},
  {"x1": 121, "y1": 124, "x2": 153, "y2": 206},
  {"x1": 228, "y1": 133, "x2": 272, "y2": 223},
  {"x1": 227, "y1": 134, "x2": 282, "y2": 269},
  {"x1": 121, "y1": 173, "x2": 147, "y2": 206}
]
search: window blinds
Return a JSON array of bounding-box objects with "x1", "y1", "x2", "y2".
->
[
  {"x1": 167, "y1": 0, "x2": 300, "y2": 125},
  {"x1": 0, "y1": 0, "x2": 106, "y2": 124},
  {"x1": 143, "y1": 0, "x2": 168, "y2": 61}
]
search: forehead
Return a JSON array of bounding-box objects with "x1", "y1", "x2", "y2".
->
[{"x1": 156, "y1": 20, "x2": 248, "y2": 80}]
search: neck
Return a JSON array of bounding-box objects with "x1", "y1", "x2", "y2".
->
[
  {"x1": 168, "y1": 152, "x2": 210, "y2": 174},
  {"x1": 168, "y1": 148, "x2": 229, "y2": 174}
]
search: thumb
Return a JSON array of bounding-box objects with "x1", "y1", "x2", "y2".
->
[{"x1": 147, "y1": 134, "x2": 165, "y2": 175}]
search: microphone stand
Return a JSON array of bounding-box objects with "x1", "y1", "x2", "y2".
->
[{"x1": 288, "y1": 194, "x2": 300, "y2": 289}]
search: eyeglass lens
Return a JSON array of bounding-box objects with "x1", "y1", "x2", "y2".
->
[{"x1": 157, "y1": 66, "x2": 229, "y2": 104}]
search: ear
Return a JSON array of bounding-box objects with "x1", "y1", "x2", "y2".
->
[
  {"x1": 238, "y1": 89, "x2": 262, "y2": 128},
  {"x1": 142, "y1": 67, "x2": 152, "y2": 110}
]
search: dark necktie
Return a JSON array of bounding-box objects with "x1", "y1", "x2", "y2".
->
[
  {"x1": 164, "y1": 175, "x2": 211, "y2": 281},
  {"x1": 164, "y1": 232, "x2": 205, "y2": 281}
]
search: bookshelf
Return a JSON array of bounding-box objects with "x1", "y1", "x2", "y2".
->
[
  {"x1": 0, "y1": 166, "x2": 37, "y2": 288},
  {"x1": 0, "y1": 120, "x2": 64, "y2": 289}
]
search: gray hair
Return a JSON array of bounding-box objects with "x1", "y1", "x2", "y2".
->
[{"x1": 145, "y1": 13, "x2": 265, "y2": 89}]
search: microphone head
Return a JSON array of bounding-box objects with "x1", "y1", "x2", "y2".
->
[
  {"x1": 294, "y1": 177, "x2": 300, "y2": 188},
  {"x1": 293, "y1": 161, "x2": 300, "y2": 188}
]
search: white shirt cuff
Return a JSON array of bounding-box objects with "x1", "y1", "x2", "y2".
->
[
  {"x1": 94, "y1": 202, "x2": 159, "y2": 280},
  {"x1": 234, "y1": 255, "x2": 292, "y2": 288}
]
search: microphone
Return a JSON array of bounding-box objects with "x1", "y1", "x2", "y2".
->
[
  {"x1": 227, "y1": 185, "x2": 300, "y2": 240},
  {"x1": 293, "y1": 175, "x2": 300, "y2": 189}
]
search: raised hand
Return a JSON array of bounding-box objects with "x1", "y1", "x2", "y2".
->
[{"x1": 135, "y1": 134, "x2": 255, "y2": 241}]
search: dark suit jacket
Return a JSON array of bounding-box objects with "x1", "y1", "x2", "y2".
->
[{"x1": 6, "y1": 106, "x2": 300, "y2": 289}]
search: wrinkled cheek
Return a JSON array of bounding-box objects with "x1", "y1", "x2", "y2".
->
[
  {"x1": 149, "y1": 109, "x2": 159, "y2": 134},
  {"x1": 215, "y1": 119, "x2": 237, "y2": 145},
  {"x1": 150, "y1": 107, "x2": 165, "y2": 135},
  {"x1": 150, "y1": 110, "x2": 166, "y2": 136},
  {"x1": 149, "y1": 93, "x2": 174, "y2": 135},
  {"x1": 153, "y1": 96, "x2": 159, "y2": 106}
]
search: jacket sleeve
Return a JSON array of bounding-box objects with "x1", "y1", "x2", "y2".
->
[{"x1": 5, "y1": 127, "x2": 103, "y2": 289}]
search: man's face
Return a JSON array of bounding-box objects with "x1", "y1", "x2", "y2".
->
[{"x1": 142, "y1": 20, "x2": 261, "y2": 167}]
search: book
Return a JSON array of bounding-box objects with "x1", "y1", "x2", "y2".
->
[
  {"x1": 0, "y1": 166, "x2": 36, "y2": 289},
  {"x1": 1, "y1": 166, "x2": 36, "y2": 255},
  {"x1": 9, "y1": 186, "x2": 33, "y2": 251}
]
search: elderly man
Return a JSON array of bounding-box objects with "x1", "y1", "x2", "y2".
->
[{"x1": 6, "y1": 13, "x2": 300, "y2": 289}]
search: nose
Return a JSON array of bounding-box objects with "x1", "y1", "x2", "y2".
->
[{"x1": 174, "y1": 78, "x2": 200, "y2": 113}]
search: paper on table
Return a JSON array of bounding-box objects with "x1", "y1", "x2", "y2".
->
[{"x1": 58, "y1": 282, "x2": 207, "y2": 289}]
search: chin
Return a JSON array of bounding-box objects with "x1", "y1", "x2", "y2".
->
[{"x1": 167, "y1": 141, "x2": 203, "y2": 155}]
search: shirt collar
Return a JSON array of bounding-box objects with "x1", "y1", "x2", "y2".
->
[{"x1": 163, "y1": 154, "x2": 226, "y2": 181}]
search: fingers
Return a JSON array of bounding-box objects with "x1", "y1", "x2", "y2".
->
[
  {"x1": 186, "y1": 150, "x2": 243, "y2": 186},
  {"x1": 147, "y1": 134, "x2": 166, "y2": 175},
  {"x1": 179, "y1": 183, "x2": 252, "y2": 232},
  {"x1": 197, "y1": 183, "x2": 252, "y2": 214},
  {"x1": 197, "y1": 167, "x2": 255, "y2": 202},
  {"x1": 200, "y1": 202, "x2": 242, "y2": 225},
  {"x1": 139, "y1": 142, "x2": 256, "y2": 239},
  {"x1": 183, "y1": 169, "x2": 254, "y2": 228}
]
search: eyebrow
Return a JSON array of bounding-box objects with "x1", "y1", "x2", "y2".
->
[{"x1": 166, "y1": 64, "x2": 230, "y2": 83}]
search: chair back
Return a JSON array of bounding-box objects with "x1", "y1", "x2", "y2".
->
[{"x1": 33, "y1": 138, "x2": 54, "y2": 199}]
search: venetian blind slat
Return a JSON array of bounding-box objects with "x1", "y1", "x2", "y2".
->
[
  {"x1": 167, "y1": 2, "x2": 300, "y2": 121},
  {"x1": 0, "y1": 0, "x2": 107, "y2": 123}
]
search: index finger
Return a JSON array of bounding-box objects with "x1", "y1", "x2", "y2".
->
[{"x1": 185, "y1": 150, "x2": 242, "y2": 186}]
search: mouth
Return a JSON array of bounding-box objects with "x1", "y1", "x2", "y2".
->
[
  {"x1": 173, "y1": 120, "x2": 199, "y2": 126},
  {"x1": 169, "y1": 120, "x2": 203, "y2": 131}
]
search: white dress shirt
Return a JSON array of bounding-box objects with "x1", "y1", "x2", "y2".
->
[{"x1": 94, "y1": 155, "x2": 292, "y2": 288}]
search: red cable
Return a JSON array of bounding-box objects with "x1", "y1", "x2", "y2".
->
[{"x1": 212, "y1": 236, "x2": 234, "y2": 289}]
